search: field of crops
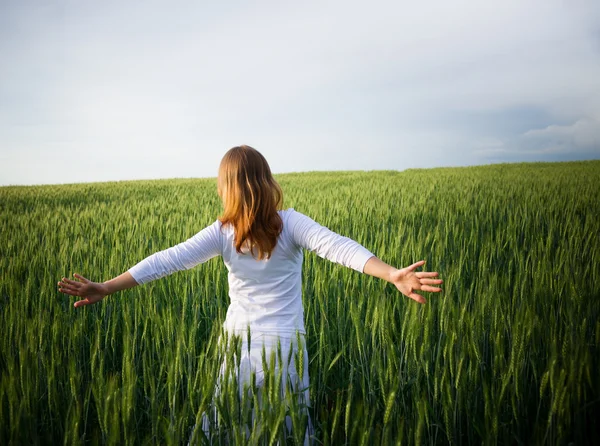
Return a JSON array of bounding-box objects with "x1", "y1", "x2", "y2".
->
[{"x1": 1, "y1": 161, "x2": 599, "y2": 445}]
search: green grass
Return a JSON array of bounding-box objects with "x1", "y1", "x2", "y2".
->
[{"x1": 1, "y1": 161, "x2": 599, "y2": 445}]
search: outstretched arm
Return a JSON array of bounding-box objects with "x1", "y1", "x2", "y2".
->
[
  {"x1": 59, "y1": 220, "x2": 222, "y2": 308},
  {"x1": 363, "y1": 257, "x2": 442, "y2": 304},
  {"x1": 288, "y1": 210, "x2": 442, "y2": 304}
]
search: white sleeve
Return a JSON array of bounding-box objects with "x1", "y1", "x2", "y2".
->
[
  {"x1": 128, "y1": 220, "x2": 222, "y2": 285},
  {"x1": 287, "y1": 209, "x2": 374, "y2": 273}
]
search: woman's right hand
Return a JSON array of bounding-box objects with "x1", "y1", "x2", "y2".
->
[{"x1": 58, "y1": 274, "x2": 109, "y2": 308}]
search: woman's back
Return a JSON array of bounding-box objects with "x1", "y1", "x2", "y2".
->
[{"x1": 221, "y1": 208, "x2": 305, "y2": 335}]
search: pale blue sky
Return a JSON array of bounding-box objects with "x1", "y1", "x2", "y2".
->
[{"x1": 1, "y1": 0, "x2": 599, "y2": 185}]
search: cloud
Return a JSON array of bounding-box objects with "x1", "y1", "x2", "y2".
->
[
  {"x1": 523, "y1": 118, "x2": 600, "y2": 152},
  {"x1": 472, "y1": 116, "x2": 600, "y2": 163}
]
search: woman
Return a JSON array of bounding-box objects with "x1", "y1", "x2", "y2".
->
[{"x1": 58, "y1": 145, "x2": 442, "y2": 443}]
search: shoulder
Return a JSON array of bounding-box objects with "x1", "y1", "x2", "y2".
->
[
  {"x1": 278, "y1": 207, "x2": 296, "y2": 220},
  {"x1": 278, "y1": 208, "x2": 307, "y2": 226},
  {"x1": 279, "y1": 208, "x2": 312, "y2": 218},
  {"x1": 190, "y1": 219, "x2": 226, "y2": 242},
  {"x1": 213, "y1": 218, "x2": 231, "y2": 237},
  {"x1": 206, "y1": 218, "x2": 223, "y2": 232},
  {"x1": 279, "y1": 208, "x2": 319, "y2": 235}
]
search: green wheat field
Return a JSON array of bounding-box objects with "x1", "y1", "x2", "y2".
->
[{"x1": 1, "y1": 161, "x2": 599, "y2": 445}]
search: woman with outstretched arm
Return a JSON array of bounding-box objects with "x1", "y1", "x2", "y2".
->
[{"x1": 58, "y1": 145, "x2": 442, "y2": 443}]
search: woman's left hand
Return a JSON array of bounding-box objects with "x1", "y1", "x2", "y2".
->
[{"x1": 390, "y1": 260, "x2": 443, "y2": 304}]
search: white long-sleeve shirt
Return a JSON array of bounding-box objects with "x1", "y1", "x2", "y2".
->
[{"x1": 128, "y1": 208, "x2": 374, "y2": 335}]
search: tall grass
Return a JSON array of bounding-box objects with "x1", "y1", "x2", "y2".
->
[{"x1": 1, "y1": 161, "x2": 599, "y2": 444}]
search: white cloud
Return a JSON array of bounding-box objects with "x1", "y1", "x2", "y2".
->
[
  {"x1": 472, "y1": 117, "x2": 600, "y2": 162},
  {"x1": 524, "y1": 118, "x2": 600, "y2": 151}
]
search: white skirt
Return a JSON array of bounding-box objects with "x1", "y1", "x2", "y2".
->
[{"x1": 192, "y1": 331, "x2": 314, "y2": 445}]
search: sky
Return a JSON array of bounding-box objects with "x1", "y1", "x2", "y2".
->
[{"x1": 1, "y1": 0, "x2": 599, "y2": 186}]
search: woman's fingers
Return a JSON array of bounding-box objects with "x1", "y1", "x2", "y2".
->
[
  {"x1": 415, "y1": 271, "x2": 439, "y2": 279},
  {"x1": 57, "y1": 280, "x2": 78, "y2": 293},
  {"x1": 74, "y1": 298, "x2": 91, "y2": 308},
  {"x1": 407, "y1": 260, "x2": 426, "y2": 271},
  {"x1": 61, "y1": 277, "x2": 81, "y2": 287},
  {"x1": 408, "y1": 293, "x2": 426, "y2": 304},
  {"x1": 420, "y1": 278, "x2": 443, "y2": 286},
  {"x1": 59, "y1": 286, "x2": 79, "y2": 296},
  {"x1": 73, "y1": 273, "x2": 90, "y2": 283},
  {"x1": 420, "y1": 285, "x2": 443, "y2": 293}
]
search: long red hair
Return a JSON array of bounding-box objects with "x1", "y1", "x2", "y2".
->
[{"x1": 218, "y1": 145, "x2": 283, "y2": 260}]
